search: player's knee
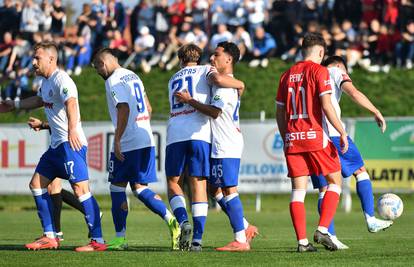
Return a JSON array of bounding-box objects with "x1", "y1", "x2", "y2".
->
[
  {"x1": 120, "y1": 201, "x2": 128, "y2": 211},
  {"x1": 72, "y1": 183, "x2": 89, "y2": 197}
]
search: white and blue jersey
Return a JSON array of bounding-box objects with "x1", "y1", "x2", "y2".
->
[
  {"x1": 209, "y1": 81, "x2": 243, "y2": 188},
  {"x1": 35, "y1": 69, "x2": 89, "y2": 183},
  {"x1": 311, "y1": 67, "x2": 364, "y2": 188},
  {"x1": 105, "y1": 68, "x2": 156, "y2": 183},
  {"x1": 165, "y1": 65, "x2": 216, "y2": 177}
]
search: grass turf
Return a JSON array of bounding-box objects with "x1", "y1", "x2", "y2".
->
[{"x1": 0, "y1": 193, "x2": 412, "y2": 266}]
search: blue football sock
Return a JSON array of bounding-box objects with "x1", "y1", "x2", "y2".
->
[
  {"x1": 318, "y1": 192, "x2": 336, "y2": 236},
  {"x1": 134, "y1": 187, "x2": 168, "y2": 219},
  {"x1": 31, "y1": 188, "x2": 55, "y2": 237},
  {"x1": 225, "y1": 193, "x2": 245, "y2": 236},
  {"x1": 79, "y1": 192, "x2": 102, "y2": 239},
  {"x1": 169, "y1": 195, "x2": 188, "y2": 225},
  {"x1": 191, "y1": 202, "x2": 208, "y2": 244},
  {"x1": 356, "y1": 172, "x2": 375, "y2": 218},
  {"x1": 110, "y1": 184, "x2": 128, "y2": 237}
]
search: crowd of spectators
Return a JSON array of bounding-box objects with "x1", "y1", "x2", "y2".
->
[{"x1": 0, "y1": 0, "x2": 413, "y2": 101}]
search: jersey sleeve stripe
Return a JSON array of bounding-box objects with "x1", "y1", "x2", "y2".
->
[
  {"x1": 275, "y1": 100, "x2": 285, "y2": 106},
  {"x1": 319, "y1": 90, "x2": 332, "y2": 97},
  {"x1": 339, "y1": 79, "x2": 352, "y2": 88}
]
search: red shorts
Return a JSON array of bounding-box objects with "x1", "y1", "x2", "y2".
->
[{"x1": 285, "y1": 141, "x2": 341, "y2": 178}]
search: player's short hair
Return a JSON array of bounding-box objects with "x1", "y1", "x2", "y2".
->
[
  {"x1": 322, "y1": 55, "x2": 348, "y2": 71},
  {"x1": 301, "y1": 32, "x2": 326, "y2": 57},
  {"x1": 93, "y1": 47, "x2": 117, "y2": 63},
  {"x1": 177, "y1": 43, "x2": 202, "y2": 64},
  {"x1": 33, "y1": 41, "x2": 59, "y2": 59},
  {"x1": 217, "y1": 41, "x2": 240, "y2": 65}
]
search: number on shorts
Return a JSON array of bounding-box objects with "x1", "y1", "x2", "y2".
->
[
  {"x1": 64, "y1": 161, "x2": 74, "y2": 175},
  {"x1": 212, "y1": 164, "x2": 223, "y2": 178},
  {"x1": 288, "y1": 87, "x2": 308, "y2": 119},
  {"x1": 108, "y1": 160, "x2": 114, "y2": 173}
]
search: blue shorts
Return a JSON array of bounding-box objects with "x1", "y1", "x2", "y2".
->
[
  {"x1": 35, "y1": 142, "x2": 89, "y2": 184},
  {"x1": 108, "y1": 147, "x2": 157, "y2": 184},
  {"x1": 311, "y1": 136, "x2": 364, "y2": 189},
  {"x1": 209, "y1": 158, "x2": 240, "y2": 188},
  {"x1": 165, "y1": 140, "x2": 210, "y2": 177}
]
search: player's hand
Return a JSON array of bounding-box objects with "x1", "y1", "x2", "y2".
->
[
  {"x1": 68, "y1": 128, "x2": 82, "y2": 151},
  {"x1": 174, "y1": 90, "x2": 192, "y2": 104},
  {"x1": 374, "y1": 111, "x2": 386, "y2": 133},
  {"x1": 114, "y1": 141, "x2": 124, "y2": 161},
  {"x1": 27, "y1": 117, "x2": 42, "y2": 131},
  {"x1": 340, "y1": 133, "x2": 349, "y2": 154}
]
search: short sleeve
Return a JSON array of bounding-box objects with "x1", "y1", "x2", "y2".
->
[
  {"x1": 210, "y1": 88, "x2": 227, "y2": 110},
  {"x1": 276, "y1": 74, "x2": 286, "y2": 106},
  {"x1": 331, "y1": 67, "x2": 352, "y2": 91},
  {"x1": 205, "y1": 65, "x2": 218, "y2": 79},
  {"x1": 316, "y1": 66, "x2": 332, "y2": 97},
  {"x1": 110, "y1": 83, "x2": 129, "y2": 106},
  {"x1": 59, "y1": 75, "x2": 78, "y2": 103}
]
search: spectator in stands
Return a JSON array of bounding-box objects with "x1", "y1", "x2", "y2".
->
[
  {"x1": 396, "y1": 20, "x2": 414, "y2": 69},
  {"x1": 77, "y1": 3, "x2": 98, "y2": 47},
  {"x1": 246, "y1": 0, "x2": 267, "y2": 35},
  {"x1": 0, "y1": 32, "x2": 14, "y2": 76},
  {"x1": 66, "y1": 36, "x2": 92, "y2": 76},
  {"x1": 20, "y1": 0, "x2": 42, "y2": 43},
  {"x1": 3, "y1": 68, "x2": 29, "y2": 101},
  {"x1": 0, "y1": 0, "x2": 20, "y2": 37},
  {"x1": 124, "y1": 26, "x2": 155, "y2": 73},
  {"x1": 248, "y1": 27, "x2": 276, "y2": 68},
  {"x1": 50, "y1": 0, "x2": 66, "y2": 36},
  {"x1": 168, "y1": 0, "x2": 186, "y2": 27},
  {"x1": 109, "y1": 29, "x2": 128, "y2": 62},
  {"x1": 231, "y1": 26, "x2": 253, "y2": 60},
  {"x1": 192, "y1": 0, "x2": 209, "y2": 29},
  {"x1": 39, "y1": 0, "x2": 53, "y2": 32},
  {"x1": 5, "y1": 34, "x2": 32, "y2": 75},
  {"x1": 107, "y1": 0, "x2": 126, "y2": 32},
  {"x1": 210, "y1": 24, "x2": 233, "y2": 53}
]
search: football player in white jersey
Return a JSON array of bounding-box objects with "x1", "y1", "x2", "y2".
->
[
  {"x1": 92, "y1": 48, "x2": 181, "y2": 251},
  {"x1": 310, "y1": 56, "x2": 392, "y2": 249},
  {"x1": 166, "y1": 43, "x2": 245, "y2": 251},
  {"x1": 175, "y1": 41, "x2": 250, "y2": 251},
  {"x1": 0, "y1": 42, "x2": 106, "y2": 252}
]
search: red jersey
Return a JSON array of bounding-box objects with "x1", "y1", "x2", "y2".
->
[{"x1": 276, "y1": 61, "x2": 332, "y2": 154}]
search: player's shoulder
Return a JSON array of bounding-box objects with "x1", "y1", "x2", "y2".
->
[
  {"x1": 328, "y1": 66, "x2": 345, "y2": 76},
  {"x1": 54, "y1": 69, "x2": 76, "y2": 87}
]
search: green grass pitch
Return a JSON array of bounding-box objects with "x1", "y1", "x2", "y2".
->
[{"x1": 0, "y1": 193, "x2": 412, "y2": 266}]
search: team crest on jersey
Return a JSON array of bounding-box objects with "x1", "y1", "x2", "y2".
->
[
  {"x1": 213, "y1": 95, "x2": 221, "y2": 101},
  {"x1": 63, "y1": 88, "x2": 68, "y2": 95},
  {"x1": 48, "y1": 90, "x2": 53, "y2": 97},
  {"x1": 111, "y1": 91, "x2": 116, "y2": 97}
]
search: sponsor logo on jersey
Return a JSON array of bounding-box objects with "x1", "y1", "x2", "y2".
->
[
  {"x1": 213, "y1": 95, "x2": 221, "y2": 101},
  {"x1": 48, "y1": 90, "x2": 53, "y2": 97},
  {"x1": 285, "y1": 130, "x2": 317, "y2": 141},
  {"x1": 63, "y1": 87, "x2": 68, "y2": 95},
  {"x1": 111, "y1": 91, "x2": 116, "y2": 97},
  {"x1": 324, "y1": 79, "x2": 331, "y2": 86}
]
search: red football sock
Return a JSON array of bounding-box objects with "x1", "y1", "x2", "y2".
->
[
  {"x1": 290, "y1": 202, "x2": 307, "y2": 240},
  {"x1": 319, "y1": 184, "x2": 341, "y2": 228}
]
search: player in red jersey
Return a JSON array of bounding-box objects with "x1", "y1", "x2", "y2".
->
[{"x1": 276, "y1": 32, "x2": 349, "y2": 252}]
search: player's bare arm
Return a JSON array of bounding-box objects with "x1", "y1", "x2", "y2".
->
[
  {"x1": 320, "y1": 94, "x2": 348, "y2": 153},
  {"x1": 114, "y1": 103, "x2": 129, "y2": 161},
  {"x1": 66, "y1": 97, "x2": 82, "y2": 151},
  {"x1": 208, "y1": 73, "x2": 245, "y2": 96},
  {"x1": 175, "y1": 90, "x2": 221, "y2": 119},
  {"x1": 1, "y1": 95, "x2": 43, "y2": 112},
  {"x1": 341, "y1": 82, "x2": 386, "y2": 133},
  {"x1": 145, "y1": 95, "x2": 152, "y2": 118},
  {"x1": 275, "y1": 104, "x2": 287, "y2": 147}
]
